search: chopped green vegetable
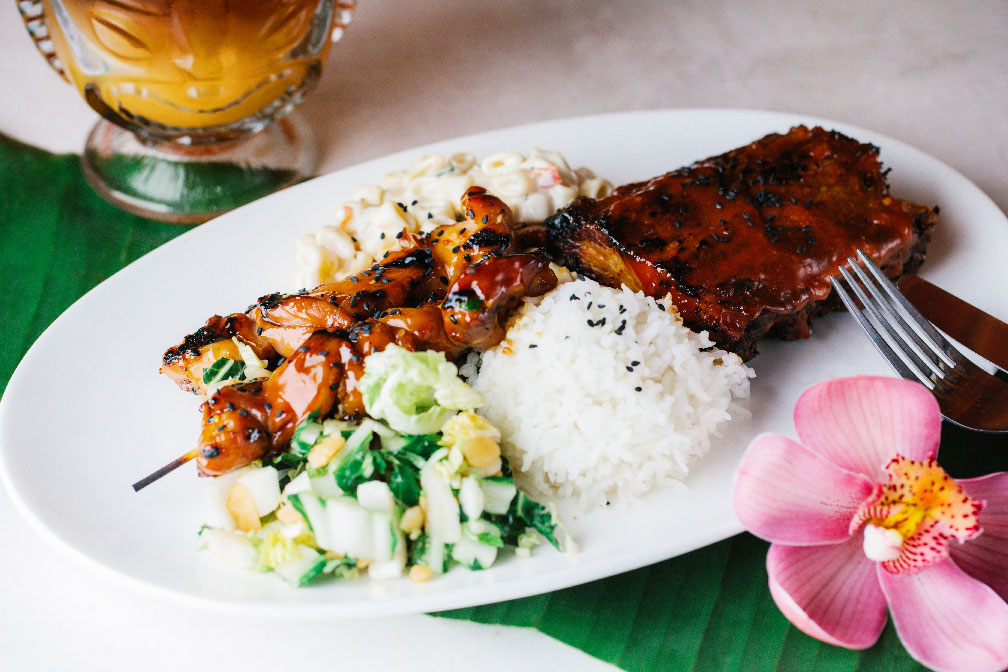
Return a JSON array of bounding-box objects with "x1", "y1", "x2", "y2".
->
[
  {"x1": 251, "y1": 521, "x2": 305, "y2": 572},
  {"x1": 232, "y1": 338, "x2": 269, "y2": 372},
  {"x1": 517, "y1": 529, "x2": 541, "y2": 550},
  {"x1": 399, "y1": 434, "x2": 442, "y2": 460},
  {"x1": 465, "y1": 519, "x2": 504, "y2": 548},
  {"x1": 359, "y1": 344, "x2": 483, "y2": 434},
  {"x1": 387, "y1": 461, "x2": 421, "y2": 506},
  {"x1": 479, "y1": 476, "x2": 518, "y2": 515},
  {"x1": 334, "y1": 430, "x2": 376, "y2": 492},
  {"x1": 199, "y1": 394, "x2": 574, "y2": 586},
  {"x1": 320, "y1": 556, "x2": 360, "y2": 581},
  {"x1": 289, "y1": 410, "x2": 322, "y2": 458},
  {"x1": 515, "y1": 491, "x2": 560, "y2": 549},
  {"x1": 201, "y1": 357, "x2": 245, "y2": 384}
]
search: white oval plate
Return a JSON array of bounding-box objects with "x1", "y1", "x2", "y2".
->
[{"x1": 2, "y1": 110, "x2": 1006, "y2": 618}]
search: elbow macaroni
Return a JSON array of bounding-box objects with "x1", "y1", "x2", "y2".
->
[{"x1": 295, "y1": 149, "x2": 613, "y2": 288}]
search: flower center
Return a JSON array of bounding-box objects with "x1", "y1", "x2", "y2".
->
[{"x1": 850, "y1": 455, "x2": 983, "y2": 573}]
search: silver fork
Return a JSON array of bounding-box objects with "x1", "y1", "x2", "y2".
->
[{"x1": 830, "y1": 249, "x2": 1008, "y2": 433}]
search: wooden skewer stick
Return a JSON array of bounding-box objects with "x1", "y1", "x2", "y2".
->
[{"x1": 132, "y1": 447, "x2": 200, "y2": 492}]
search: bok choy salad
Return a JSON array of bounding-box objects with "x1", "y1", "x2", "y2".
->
[{"x1": 198, "y1": 345, "x2": 575, "y2": 587}]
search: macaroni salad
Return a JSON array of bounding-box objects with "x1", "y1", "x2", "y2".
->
[{"x1": 295, "y1": 149, "x2": 612, "y2": 288}]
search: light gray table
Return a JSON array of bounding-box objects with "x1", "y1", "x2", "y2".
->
[{"x1": 2, "y1": 2, "x2": 1006, "y2": 670}]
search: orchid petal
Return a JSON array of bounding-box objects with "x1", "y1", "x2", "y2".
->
[
  {"x1": 949, "y1": 472, "x2": 1008, "y2": 602},
  {"x1": 767, "y1": 537, "x2": 887, "y2": 649},
  {"x1": 794, "y1": 376, "x2": 940, "y2": 481},
  {"x1": 733, "y1": 433, "x2": 875, "y2": 545},
  {"x1": 879, "y1": 558, "x2": 1008, "y2": 672}
]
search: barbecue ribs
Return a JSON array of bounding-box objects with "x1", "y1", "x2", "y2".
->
[{"x1": 545, "y1": 126, "x2": 937, "y2": 360}]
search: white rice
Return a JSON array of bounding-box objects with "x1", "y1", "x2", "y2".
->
[{"x1": 467, "y1": 277, "x2": 754, "y2": 508}]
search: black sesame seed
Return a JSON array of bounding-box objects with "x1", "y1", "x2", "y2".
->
[
  {"x1": 451, "y1": 246, "x2": 460, "y2": 254},
  {"x1": 217, "y1": 424, "x2": 226, "y2": 432},
  {"x1": 264, "y1": 402, "x2": 272, "y2": 411},
  {"x1": 631, "y1": 360, "x2": 640, "y2": 366},
  {"x1": 350, "y1": 276, "x2": 359, "y2": 283},
  {"x1": 226, "y1": 402, "x2": 235, "y2": 411},
  {"x1": 657, "y1": 304, "x2": 666, "y2": 312},
  {"x1": 529, "y1": 344, "x2": 538, "y2": 349},
  {"x1": 276, "y1": 410, "x2": 285, "y2": 418},
  {"x1": 330, "y1": 383, "x2": 339, "y2": 390},
  {"x1": 238, "y1": 409, "x2": 249, "y2": 417},
  {"x1": 380, "y1": 232, "x2": 386, "y2": 240},
  {"x1": 634, "y1": 386, "x2": 642, "y2": 392},
  {"x1": 396, "y1": 231, "x2": 404, "y2": 239}
]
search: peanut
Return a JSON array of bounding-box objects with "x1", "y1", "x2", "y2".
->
[
  {"x1": 409, "y1": 564, "x2": 433, "y2": 582},
  {"x1": 307, "y1": 435, "x2": 346, "y2": 469},
  {"x1": 462, "y1": 436, "x2": 501, "y2": 470},
  {"x1": 226, "y1": 483, "x2": 261, "y2": 532},
  {"x1": 399, "y1": 505, "x2": 425, "y2": 534},
  {"x1": 275, "y1": 502, "x2": 303, "y2": 525}
]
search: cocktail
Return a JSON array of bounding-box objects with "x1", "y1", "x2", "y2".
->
[{"x1": 19, "y1": 0, "x2": 356, "y2": 223}]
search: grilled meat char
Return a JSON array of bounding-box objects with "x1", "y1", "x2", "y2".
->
[{"x1": 545, "y1": 126, "x2": 937, "y2": 360}]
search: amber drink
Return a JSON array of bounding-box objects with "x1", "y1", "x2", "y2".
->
[{"x1": 20, "y1": 0, "x2": 356, "y2": 223}]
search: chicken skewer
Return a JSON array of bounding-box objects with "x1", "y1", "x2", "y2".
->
[{"x1": 136, "y1": 188, "x2": 556, "y2": 489}]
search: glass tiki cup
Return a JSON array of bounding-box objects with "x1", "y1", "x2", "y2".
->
[{"x1": 19, "y1": 0, "x2": 356, "y2": 224}]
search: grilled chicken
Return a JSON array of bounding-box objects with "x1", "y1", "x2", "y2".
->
[
  {"x1": 545, "y1": 126, "x2": 938, "y2": 360},
  {"x1": 161, "y1": 187, "x2": 557, "y2": 475}
]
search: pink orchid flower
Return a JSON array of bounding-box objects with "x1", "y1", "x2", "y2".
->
[{"x1": 733, "y1": 376, "x2": 1008, "y2": 672}]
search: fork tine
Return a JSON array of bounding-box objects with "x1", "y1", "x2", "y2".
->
[
  {"x1": 854, "y1": 250, "x2": 969, "y2": 369},
  {"x1": 838, "y1": 264, "x2": 954, "y2": 391},
  {"x1": 830, "y1": 271, "x2": 934, "y2": 388},
  {"x1": 845, "y1": 257, "x2": 950, "y2": 380}
]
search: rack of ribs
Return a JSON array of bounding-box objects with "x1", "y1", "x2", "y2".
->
[{"x1": 545, "y1": 126, "x2": 938, "y2": 360}]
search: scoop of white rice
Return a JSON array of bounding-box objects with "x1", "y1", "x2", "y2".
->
[{"x1": 468, "y1": 277, "x2": 754, "y2": 508}]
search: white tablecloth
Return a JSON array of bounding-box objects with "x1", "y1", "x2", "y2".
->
[{"x1": 2, "y1": 2, "x2": 1006, "y2": 670}]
